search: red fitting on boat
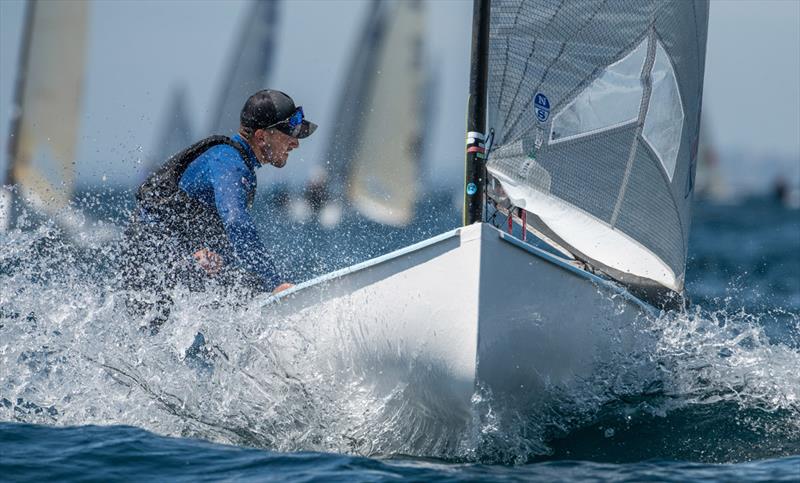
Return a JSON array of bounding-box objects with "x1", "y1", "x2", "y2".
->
[{"x1": 521, "y1": 210, "x2": 527, "y2": 241}]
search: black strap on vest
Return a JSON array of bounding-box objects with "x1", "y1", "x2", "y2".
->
[{"x1": 137, "y1": 135, "x2": 254, "y2": 210}]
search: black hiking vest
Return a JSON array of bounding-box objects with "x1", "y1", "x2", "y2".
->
[{"x1": 135, "y1": 135, "x2": 255, "y2": 255}]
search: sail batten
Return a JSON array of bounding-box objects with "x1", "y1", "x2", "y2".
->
[{"x1": 485, "y1": 0, "x2": 708, "y2": 293}]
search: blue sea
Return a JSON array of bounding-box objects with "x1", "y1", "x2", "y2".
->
[{"x1": 1, "y1": 191, "x2": 799, "y2": 482}]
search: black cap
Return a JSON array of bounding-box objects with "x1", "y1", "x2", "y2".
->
[{"x1": 240, "y1": 89, "x2": 317, "y2": 139}]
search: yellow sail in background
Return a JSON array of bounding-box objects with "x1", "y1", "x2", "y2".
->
[
  {"x1": 346, "y1": 0, "x2": 425, "y2": 227},
  {"x1": 2, "y1": 0, "x2": 89, "y2": 230}
]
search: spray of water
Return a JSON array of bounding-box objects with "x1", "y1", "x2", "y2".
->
[{"x1": 1, "y1": 205, "x2": 799, "y2": 464}]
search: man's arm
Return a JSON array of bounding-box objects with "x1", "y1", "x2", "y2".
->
[{"x1": 208, "y1": 154, "x2": 283, "y2": 291}]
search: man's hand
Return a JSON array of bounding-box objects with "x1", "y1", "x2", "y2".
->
[
  {"x1": 272, "y1": 282, "x2": 294, "y2": 295},
  {"x1": 193, "y1": 248, "x2": 223, "y2": 276}
]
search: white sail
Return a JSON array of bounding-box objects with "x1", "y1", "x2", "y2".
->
[
  {"x1": 2, "y1": 0, "x2": 89, "y2": 230},
  {"x1": 323, "y1": 0, "x2": 426, "y2": 228},
  {"x1": 485, "y1": 0, "x2": 709, "y2": 293}
]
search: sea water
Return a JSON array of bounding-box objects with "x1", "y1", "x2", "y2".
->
[{"x1": 1, "y1": 190, "x2": 798, "y2": 481}]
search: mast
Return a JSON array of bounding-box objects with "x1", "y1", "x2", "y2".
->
[{"x1": 463, "y1": 0, "x2": 490, "y2": 225}]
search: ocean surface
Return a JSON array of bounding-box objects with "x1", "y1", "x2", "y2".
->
[{"x1": 1, "y1": 191, "x2": 799, "y2": 481}]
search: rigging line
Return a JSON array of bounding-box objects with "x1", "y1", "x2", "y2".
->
[
  {"x1": 493, "y1": 0, "x2": 526, "y2": 125},
  {"x1": 498, "y1": 0, "x2": 567, "y2": 138},
  {"x1": 503, "y1": 0, "x2": 609, "y2": 141},
  {"x1": 487, "y1": 205, "x2": 499, "y2": 226}
]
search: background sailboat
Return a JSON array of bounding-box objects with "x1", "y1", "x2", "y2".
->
[
  {"x1": 208, "y1": 0, "x2": 281, "y2": 137},
  {"x1": 142, "y1": 0, "x2": 282, "y2": 182},
  {"x1": 1, "y1": 0, "x2": 89, "y2": 232},
  {"x1": 308, "y1": 0, "x2": 426, "y2": 229},
  {"x1": 145, "y1": 85, "x2": 195, "y2": 183}
]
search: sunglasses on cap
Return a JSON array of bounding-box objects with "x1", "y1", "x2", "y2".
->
[{"x1": 266, "y1": 106, "x2": 305, "y2": 137}]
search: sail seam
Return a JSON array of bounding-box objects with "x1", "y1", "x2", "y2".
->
[
  {"x1": 494, "y1": 0, "x2": 526, "y2": 127},
  {"x1": 638, "y1": 27, "x2": 690, "y2": 272},
  {"x1": 498, "y1": 0, "x2": 570, "y2": 139},
  {"x1": 611, "y1": 26, "x2": 657, "y2": 226},
  {"x1": 502, "y1": 0, "x2": 608, "y2": 141}
]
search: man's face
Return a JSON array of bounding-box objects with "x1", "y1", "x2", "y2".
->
[{"x1": 253, "y1": 128, "x2": 300, "y2": 168}]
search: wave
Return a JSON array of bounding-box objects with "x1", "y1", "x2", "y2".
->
[{"x1": 1, "y1": 220, "x2": 799, "y2": 464}]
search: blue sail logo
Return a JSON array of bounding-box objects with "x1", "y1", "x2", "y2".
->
[{"x1": 534, "y1": 93, "x2": 550, "y2": 123}]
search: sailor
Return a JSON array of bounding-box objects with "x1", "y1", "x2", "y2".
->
[{"x1": 122, "y1": 89, "x2": 317, "y2": 330}]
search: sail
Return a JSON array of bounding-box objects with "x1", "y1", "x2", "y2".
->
[
  {"x1": 485, "y1": 0, "x2": 709, "y2": 293},
  {"x1": 3, "y1": 0, "x2": 89, "y2": 228},
  {"x1": 208, "y1": 0, "x2": 280, "y2": 135},
  {"x1": 153, "y1": 86, "x2": 194, "y2": 164},
  {"x1": 324, "y1": 0, "x2": 425, "y2": 227},
  {"x1": 133, "y1": 85, "x2": 195, "y2": 185}
]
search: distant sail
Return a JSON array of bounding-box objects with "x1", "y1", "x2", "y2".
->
[
  {"x1": 208, "y1": 0, "x2": 281, "y2": 135},
  {"x1": 323, "y1": 0, "x2": 426, "y2": 227},
  {"x1": 2, "y1": 0, "x2": 89, "y2": 230},
  {"x1": 153, "y1": 86, "x2": 194, "y2": 163},
  {"x1": 694, "y1": 119, "x2": 728, "y2": 202},
  {"x1": 135, "y1": 85, "x2": 195, "y2": 184},
  {"x1": 485, "y1": 0, "x2": 709, "y2": 293}
]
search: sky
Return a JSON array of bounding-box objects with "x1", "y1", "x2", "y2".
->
[{"x1": 0, "y1": 0, "x2": 798, "y2": 191}]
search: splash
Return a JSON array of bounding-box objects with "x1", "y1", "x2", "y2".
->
[{"x1": 1, "y1": 208, "x2": 799, "y2": 464}]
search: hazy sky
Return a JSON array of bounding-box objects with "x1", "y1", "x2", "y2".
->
[{"x1": 1, "y1": 0, "x2": 798, "y2": 189}]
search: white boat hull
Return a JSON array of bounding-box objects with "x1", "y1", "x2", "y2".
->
[{"x1": 259, "y1": 223, "x2": 655, "y2": 427}]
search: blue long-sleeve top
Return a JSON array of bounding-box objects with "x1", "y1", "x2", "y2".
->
[{"x1": 178, "y1": 133, "x2": 281, "y2": 291}]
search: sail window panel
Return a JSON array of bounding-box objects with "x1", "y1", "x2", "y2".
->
[
  {"x1": 642, "y1": 41, "x2": 684, "y2": 182},
  {"x1": 550, "y1": 38, "x2": 647, "y2": 144}
]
